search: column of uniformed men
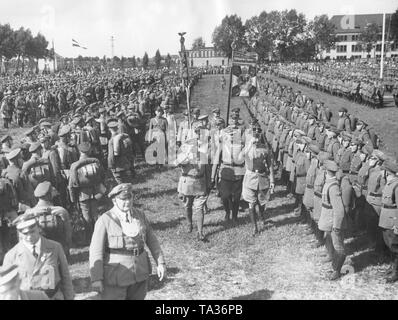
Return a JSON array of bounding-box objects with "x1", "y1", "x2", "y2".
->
[
  {"x1": 0, "y1": 68, "x2": 205, "y2": 300},
  {"x1": 1, "y1": 70, "x2": 398, "y2": 300}
]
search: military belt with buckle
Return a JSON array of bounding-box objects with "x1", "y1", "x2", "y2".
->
[
  {"x1": 108, "y1": 247, "x2": 144, "y2": 256},
  {"x1": 383, "y1": 204, "x2": 397, "y2": 209}
]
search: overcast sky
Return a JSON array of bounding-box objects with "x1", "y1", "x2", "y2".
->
[{"x1": 0, "y1": 0, "x2": 396, "y2": 58}]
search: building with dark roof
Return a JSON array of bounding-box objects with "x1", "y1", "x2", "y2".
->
[{"x1": 321, "y1": 13, "x2": 398, "y2": 60}]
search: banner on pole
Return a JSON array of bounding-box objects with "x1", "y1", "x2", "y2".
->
[{"x1": 231, "y1": 51, "x2": 258, "y2": 98}]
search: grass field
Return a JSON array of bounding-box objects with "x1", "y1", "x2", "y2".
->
[{"x1": 2, "y1": 74, "x2": 398, "y2": 300}]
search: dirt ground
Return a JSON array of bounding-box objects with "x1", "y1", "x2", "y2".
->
[{"x1": 2, "y1": 74, "x2": 398, "y2": 300}]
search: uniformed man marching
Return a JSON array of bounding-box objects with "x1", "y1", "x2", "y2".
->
[
  {"x1": 89, "y1": 183, "x2": 166, "y2": 300},
  {"x1": 241, "y1": 125, "x2": 275, "y2": 236},
  {"x1": 176, "y1": 136, "x2": 210, "y2": 241}
]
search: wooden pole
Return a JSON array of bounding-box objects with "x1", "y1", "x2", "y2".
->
[
  {"x1": 226, "y1": 41, "x2": 235, "y2": 126},
  {"x1": 380, "y1": 13, "x2": 386, "y2": 79}
]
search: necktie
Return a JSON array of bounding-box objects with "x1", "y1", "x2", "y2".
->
[
  {"x1": 32, "y1": 245, "x2": 38, "y2": 259},
  {"x1": 125, "y1": 212, "x2": 130, "y2": 223}
]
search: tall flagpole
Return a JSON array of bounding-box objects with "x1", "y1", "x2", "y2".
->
[
  {"x1": 226, "y1": 40, "x2": 236, "y2": 127},
  {"x1": 380, "y1": 13, "x2": 386, "y2": 79},
  {"x1": 178, "y1": 32, "x2": 192, "y2": 129}
]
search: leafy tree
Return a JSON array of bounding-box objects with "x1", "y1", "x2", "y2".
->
[
  {"x1": 192, "y1": 37, "x2": 206, "y2": 50},
  {"x1": 14, "y1": 27, "x2": 34, "y2": 72},
  {"x1": 270, "y1": 10, "x2": 307, "y2": 61},
  {"x1": 390, "y1": 9, "x2": 398, "y2": 42},
  {"x1": 359, "y1": 22, "x2": 380, "y2": 56},
  {"x1": 212, "y1": 14, "x2": 246, "y2": 58},
  {"x1": 154, "y1": 49, "x2": 161, "y2": 69},
  {"x1": 244, "y1": 11, "x2": 273, "y2": 62},
  {"x1": 112, "y1": 55, "x2": 121, "y2": 68},
  {"x1": 131, "y1": 55, "x2": 136, "y2": 68},
  {"x1": 165, "y1": 53, "x2": 172, "y2": 68},
  {"x1": 142, "y1": 52, "x2": 149, "y2": 69},
  {"x1": 309, "y1": 15, "x2": 337, "y2": 55}
]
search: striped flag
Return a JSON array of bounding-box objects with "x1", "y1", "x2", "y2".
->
[{"x1": 72, "y1": 39, "x2": 87, "y2": 50}]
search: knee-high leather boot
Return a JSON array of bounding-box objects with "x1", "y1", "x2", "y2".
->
[
  {"x1": 222, "y1": 199, "x2": 231, "y2": 221},
  {"x1": 330, "y1": 252, "x2": 346, "y2": 281},
  {"x1": 231, "y1": 197, "x2": 240, "y2": 223},
  {"x1": 196, "y1": 208, "x2": 206, "y2": 241},
  {"x1": 185, "y1": 207, "x2": 193, "y2": 233},
  {"x1": 249, "y1": 206, "x2": 258, "y2": 236}
]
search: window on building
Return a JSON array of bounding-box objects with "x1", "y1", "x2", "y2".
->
[
  {"x1": 376, "y1": 44, "x2": 387, "y2": 52},
  {"x1": 352, "y1": 34, "x2": 359, "y2": 41},
  {"x1": 336, "y1": 45, "x2": 347, "y2": 53},
  {"x1": 351, "y1": 44, "x2": 362, "y2": 52}
]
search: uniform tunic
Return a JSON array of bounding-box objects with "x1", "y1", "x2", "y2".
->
[
  {"x1": 378, "y1": 177, "x2": 398, "y2": 252},
  {"x1": 242, "y1": 143, "x2": 274, "y2": 206},
  {"x1": 3, "y1": 237, "x2": 74, "y2": 300},
  {"x1": 89, "y1": 207, "x2": 165, "y2": 300}
]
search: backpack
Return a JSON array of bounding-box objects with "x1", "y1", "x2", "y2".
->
[
  {"x1": 348, "y1": 114, "x2": 357, "y2": 132},
  {"x1": 112, "y1": 133, "x2": 131, "y2": 157},
  {"x1": 75, "y1": 158, "x2": 101, "y2": 188},
  {"x1": 24, "y1": 159, "x2": 52, "y2": 188},
  {"x1": 35, "y1": 207, "x2": 64, "y2": 244}
]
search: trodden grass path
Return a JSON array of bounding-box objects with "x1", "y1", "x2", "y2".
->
[{"x1": 67, "y1": 75, "x2": 398, "y2": 299}]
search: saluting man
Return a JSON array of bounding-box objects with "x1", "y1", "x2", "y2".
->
[{"x1": 241, "y1": 125, "x2": 275, "y2": 236}]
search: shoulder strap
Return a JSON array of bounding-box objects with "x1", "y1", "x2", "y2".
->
[
  {"x1": 327, "y1": 181, "x2": 339, "y2": 204},
  {"x1": 105, "y1": 210, "x2": 122, "y2": 228}
]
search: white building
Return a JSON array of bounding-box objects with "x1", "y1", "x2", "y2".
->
[
  {"x1": 184, "y1": 47, "x2": 229, "y2": 67},
  {"x1": 321, "y1": 14, "x2": 398, "y2": 60}
]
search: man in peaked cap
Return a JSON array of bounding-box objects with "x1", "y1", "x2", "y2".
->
[
  {"x1": 69, "y1": 141, "x2": 106, "y2": 244},
  {"x1": 360, "y1": 149, "x2": 387, "y2": 255},
  {"x1": 353, "y1": 119, "x2": 374, "y2": 154},
  {"x1": 3, "y1": 211, "x2": 74, "y2": 300},
  {"x1": 31, "y1": 181, "x2": 73, "y2": 260},
  {"x1": 24, "y1": 127, "x2": 38, "y2": 144},
  {"x1": 379, "y1": 160, "x2": 398, "y2": 282},
  {"x1": 3, "y1": 148, "x2": 36, "y2": 209},
  {"x1": 89, "y1": 183, "x2": 166, "y2": 300},
  {"x1": 318, "y1": 160, "x2": 347, "y2": 281},
  {"x1": 241, "y1": 126, "x2": 275, "y2": 236},
  {"x1": 0, "y1": 264, "x2": 49, "y2": 300},
  {"x1": 337, "y1": 107, "x2": 352, "y2": 133}
]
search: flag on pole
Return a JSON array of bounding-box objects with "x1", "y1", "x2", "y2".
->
[
  {"x1": 72, "y1": 39, "x2": 87, "y2": 50},
  {"x1": 231, "y1": 51, "x2": 258, "y2": 98}
]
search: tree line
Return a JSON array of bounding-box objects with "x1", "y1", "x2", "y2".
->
[
  {"x1": 210, "y1": 9, "x2": 398, "y2": 62},
  {"x1": 68, "y1": 50, "x2": 174, "y2": 70},
  {"x1": 0, "y1": 23, "x2": 52, "y2": 73}
]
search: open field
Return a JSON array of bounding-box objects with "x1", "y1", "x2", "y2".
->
[{"x1": 2, "y1": 75, "x2": 398, "y2": 299}]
